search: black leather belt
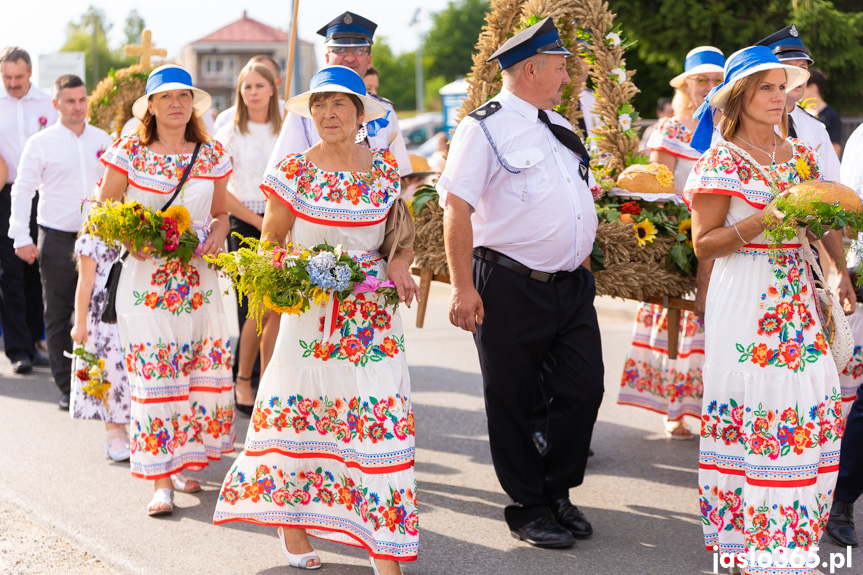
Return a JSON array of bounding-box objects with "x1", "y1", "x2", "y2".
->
[
  {"x1": 38, "y1": 225, "x2": 78, "y2": 239},
  {"x1": 473, "y1": 247, "x2": 577, "y2": 283}
]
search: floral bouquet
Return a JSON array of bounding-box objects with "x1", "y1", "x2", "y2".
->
[
  {"x1": 205, "y1": 235, "x2": 400, "y2": 332},
  {"x1": 73, "y1": 347, "x2": 111, "y2": 414},
  {"x1": 595, "y1": 198, "x2": 696, "y2": 274},
  {"x1": 86, "y1": 200, "x2": 200, "y2": 264}
]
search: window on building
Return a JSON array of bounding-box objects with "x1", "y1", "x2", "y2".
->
[{"x1": 202, "y1": 55, "x2": 238, "y2": 80}]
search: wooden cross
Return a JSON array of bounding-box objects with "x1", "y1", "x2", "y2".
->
[{"x1": 124, "y1": 30, "x2": 167, "y2": 69}]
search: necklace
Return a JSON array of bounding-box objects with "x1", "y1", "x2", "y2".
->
[
  {"x1": 736, "y1": 133, "x2": 777, "y2": 165},
  {"x1": 158, "y1": 137, "x2": 186, "y2": 155}
]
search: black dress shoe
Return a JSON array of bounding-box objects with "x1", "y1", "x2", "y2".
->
[
  {"x1": 826, "y1": 499, "x2": 858, "y2": 548},
  {"x1": 11, "y1": 356, "x2": 32, "y2": 374},
  {"x1": 510, "y1": 515, "x2": 576, "y2": 549},
  {"x1": 550, "y1": 499, "x2": 593, "y2": 538},
  {"x1": 58, "y1": 393, "x2": 70, "y2": 411}
]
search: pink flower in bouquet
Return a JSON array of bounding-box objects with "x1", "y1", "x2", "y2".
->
[
  {"x1": 162, "y1": 217, "x2": 180, "y2": 251},
  {"x1": 271, "y1": 247, "x2": 287, "y2": 268}
]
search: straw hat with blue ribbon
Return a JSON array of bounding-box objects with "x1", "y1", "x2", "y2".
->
[
  {"x1": 690, "y1": 46, "x2": 810, "y2": 154},
  {"x1": 285, "y1": 65, "x2": 386, "y2": 122},
  {"x1": 131, "y1": 64, "x2": 212, "y2": 121},
  {"x1": 669, "y1": 46, "x2": 725, "y2": 88}
]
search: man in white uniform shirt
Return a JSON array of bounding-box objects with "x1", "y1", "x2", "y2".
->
[
  {"x1": 438, "y1": 18, "x2": 603, "y2": 550},
  {"x1": 266, "y1": 12, "x2": 412, "y2": 177},
  {"x1": 10, "y1": 74, "x2": 112, "y2": 409},
  {"x1": 0, "y1": 47, "x2": 58, "y2": 376}
]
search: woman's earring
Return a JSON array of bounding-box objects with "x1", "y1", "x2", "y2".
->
[{"x1": 355, "y1": 123, "x2": 368, "y2": 144}]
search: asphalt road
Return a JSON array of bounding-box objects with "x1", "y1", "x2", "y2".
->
[{"x1": 0, "y1": 284, "x2": 860, "y2": 575}]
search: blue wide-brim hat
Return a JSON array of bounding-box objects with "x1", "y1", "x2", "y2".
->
[
  {"x1": 132, "y1": 65, "x2": 212, "y2": 121},
  {"x1": 690, "y1": 45, "x2": 810, "y2": 153},
  {"x1": 669, "y1": 46, "x2": 725, "y2": 88},
  {"x1": 285, "y1": 65, "x2": 386, "y2": 121}
]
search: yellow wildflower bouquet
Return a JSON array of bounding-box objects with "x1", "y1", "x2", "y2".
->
[
  {"x1": 206, "y1": 234, "x2": 400, "y2": 333},
  {"x1": 73, "y1": 347, "x2": 111, "y2": 414},
  {"x1": 86, "y1": 200, "x2": 200, "y2": 264}
]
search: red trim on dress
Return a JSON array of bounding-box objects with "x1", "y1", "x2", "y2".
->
[
  {"x1": 130, "y1": 450, "x2": 235, "y2": 480},
  {"x1": 101, "y1": 158, "x2": 232, "y2": 194},
  {"x1": 614, "y1": 399, "x2": 701, "y2": 420},
  {"x1": 244, "y1": 447, "x2": 415, "y2": 474},
  {"x1": 646, "y1": 145, "x2": 700, "y2": 161},
  {"x1": 630, "y1": 341, "x2": 705, "y2": 358},
  {"x1": 698, "y1": 462, "x2": 839, "y2": 487},
  {"x1": 683, "y1": 188, "x2": 768, "y2": 210},
  {"x1": 211, "y1": 518, "x2": 418, "y2": 562},
  {"x1": 260, "y1": 183, "x2": 389, "y2": 228}
]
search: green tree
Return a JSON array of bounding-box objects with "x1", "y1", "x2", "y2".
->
[
  {"x1": 423, "y1": 0, "x2": 491, "y2": 82},
  {"x1": 608, "y1": 0, "x2": 863, "y2": 115},
  {"x1": 123, "y1": 9, "x2": 146, "y2": 46},
  {"x1": 372, "y1": 38, "x2": 417, "y2": 111},
  {"x1": 61, "y1": 6, "x2": 142, "y2": 90}
]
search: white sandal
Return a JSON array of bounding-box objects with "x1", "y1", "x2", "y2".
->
[
  {"x1": 147, "y1": 488, "x2": 174, "y2": 516},
  {"x1": 104, "y1": 436, "x2": 130, "y2": 462},
  {"x1": 278, "y1": 527, "x2": 321, "y2": 570},
  {"x1": 170, "y1": 472, "x2": 201, "y2": 493}
]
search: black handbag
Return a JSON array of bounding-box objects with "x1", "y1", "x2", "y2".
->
[{"x1": 101, "y1": 142, "x2": 202, "y2": 324}]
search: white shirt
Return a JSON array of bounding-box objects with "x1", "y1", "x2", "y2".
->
[
  {"x1": 213, "y1": 99, "x2": 286, "y2": 133},
  {"x1": 840, "y1": 123, "x2": 863, "y2": 268},
  {"x1": 215, "y1": 121, "x2": 279, "y2": 215},
  {"x1": 783, "y1": 106, "x2": 841, "y2": 182},
  {"x1": 266, "y1": 95, "x2": 413, "y2": 177},
  {"x1": 436, "y1": 88, "x2": 598, "y2": 273},
  {"x1": 0, "y1": 84, "x2": 58, "y2": 184},
  {"x1": 9, "y1": 121, "x2": 113, "y2": 247},
  {"x1": 579, "y1": 90, "x2": 598, "y2": 140}
]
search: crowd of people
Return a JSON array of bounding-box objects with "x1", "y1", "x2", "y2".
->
[{"x1": 1, "y1": 9, "x2": 862, "y2": 575}]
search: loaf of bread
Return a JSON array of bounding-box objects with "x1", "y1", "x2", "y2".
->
[
  {"x1": 786, "y1": 180, "x2": 863, "y2": 213},
  {"x1": 616, "y1": 163, "x2": 675, "y2": 195}
]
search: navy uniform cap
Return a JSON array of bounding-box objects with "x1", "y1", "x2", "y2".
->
[
  {"x1": 487, "y1": 17, "x2": 572, "y2": 70},
  {"x1": 317, "y1": 12, "x2": 377, "y2": 47},
  {"x1": 755, "y1": 24, "x2": 813, "y2": 64}
]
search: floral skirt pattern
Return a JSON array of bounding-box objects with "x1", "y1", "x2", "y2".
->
[
  {"x1": 617, "y1": 303, "x2": 704, "y2": 421},
  {"x1": 117, "y1": 256, "x2": 235, "y2": 479},
  {"x1": 837, "y1": 305, "x2": 863, "y2": 423},
  {"x1": 213, "y1": 281, "x2": 418, "y2": 562},
  {"x1": 699, "y1": 245, "x2": 842, "y2": 575}
]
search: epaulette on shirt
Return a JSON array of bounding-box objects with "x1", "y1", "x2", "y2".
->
[
  {"x1": 796, "y1": 103, "x2": 826, "y2": 127},
  {"x1": 468, "y1": 101, "x2": 502, "y2": 121},
  {"x1": 370, "y1": 93, "x2": 394, "y2": 107}
]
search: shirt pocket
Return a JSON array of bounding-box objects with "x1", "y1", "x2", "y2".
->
[{"x1": 503, "y1": 147, "x2": 546, "y2": 201}]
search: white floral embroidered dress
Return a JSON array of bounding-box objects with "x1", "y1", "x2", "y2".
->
[
  {"x1": 618, "y1": 117, "x2": 705, "y2": 423},
  {"x1": 100, "y1": 135, "x2": 236, "y2": 480},
  {"x1": 684, "y1": 142, "x2": 843, "y2": 575},
  {"x1": 70, "y1": 235, "x2": 130, "y2": 423},
  {"x1": 213, "y1": 149, "x2": 418, "y2": 562}
]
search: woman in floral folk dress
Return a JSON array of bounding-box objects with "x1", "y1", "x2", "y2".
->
[
  {"x1": 618, "y1": 47, "x2": 725, "y2": 439},
  {"x1": 687, "y1": 47, "x2": 842, "y2": 574},
  {"x1": 97, "y1": 65, "x2": 235, "y2": 516},
  {"x1": 213, "y1": 67, "x2": 419, "y2": 575}
]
